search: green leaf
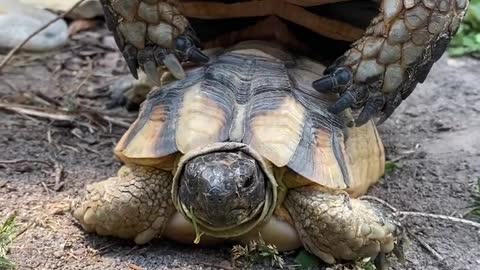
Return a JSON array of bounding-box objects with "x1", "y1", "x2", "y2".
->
[
  {"x1": 448, "y1": 46, "x2": 471, "y2": 57},
  {"x1": 294, "y1": 250, "x2": 320, "y2": 270},
  {"x1": 384, "y1": 161, "x2": 401, "y2": 175},
  {"x1": 449, "y1": 0, "x2": 480, "y2": 57}
]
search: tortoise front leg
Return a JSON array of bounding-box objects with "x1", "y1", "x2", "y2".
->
[
  {"x1": 73, "y1": 165, "x2": 175, "y2": 244},
  {"x1": 313, "y1": 0, "x2": 469, "y2": 125},
  {"x1": 99, "y1": 0, "x2": 209, "y2": 85},
  {"x1": 284, "y1": 186, "x2": 396, "y2": 265}
]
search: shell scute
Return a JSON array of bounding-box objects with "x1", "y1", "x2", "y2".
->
[{"x1": 116, "y1": 48, "x2": 379, "y2": 190}]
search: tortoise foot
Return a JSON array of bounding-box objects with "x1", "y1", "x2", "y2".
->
[
  {"x1": 100, "y1": 0, "x2": 209, "y2": 83},
  {"x1": 312, "y1": 0, "x2": 469, "y2": 125},
  {"x1": 106, "y1": 72, "x2": 155, "y2": 110},
  {"x1": 73, "y1": 165, "x2": 175, "y2": 244},
  {"x1": 284, "y1": 186, "x2": 397, "y2": 266}
]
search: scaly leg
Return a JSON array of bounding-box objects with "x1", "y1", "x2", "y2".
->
[
  {"x1": 284, "y1": 186, "x2": 396, "y2": 265},
  {"x1": 312, "y1": 0, "x2": 469, "y2": 125},
  {"x1": 73, "y1": 165, "x2": 175, "y2": 244},
  {"x1": 99, "y1": 0, "x2": 209, "y2": 84}
]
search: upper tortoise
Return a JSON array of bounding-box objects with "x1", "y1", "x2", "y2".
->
[
  {"x1": 75, "y1": 41, "x2": 395, "y2": 267},
  {"x1": 98, "y1": 0, "x2": 468, "y2": 125}
]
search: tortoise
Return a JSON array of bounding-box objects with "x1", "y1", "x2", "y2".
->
[
  {"x1": 74, "y1": 41, "x2": 400, "y2": 266},
  {"x1": 98, "y1": 0, "x2": 468, "y2": 125}
]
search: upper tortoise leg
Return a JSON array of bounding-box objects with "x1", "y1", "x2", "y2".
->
[
  {"x1": 312, "y1": 0, "x2": 469, "y2": 125},
  {"x1": 284, "y1": 186, "x2": 396, "y2": 265},
  {"x1": 73, "y1": 165, "x2": 175, "y2": 244},
  {"x1": 99, "y1": 0, "x2": 209, "y2": 84}
]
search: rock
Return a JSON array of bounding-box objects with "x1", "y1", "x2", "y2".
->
[
  {"x1": 0, "y1": 0, "x2": 68, "y2": 51},
  {"x1": 19, "y1": 0, "x2": 103, "y2": 19}
]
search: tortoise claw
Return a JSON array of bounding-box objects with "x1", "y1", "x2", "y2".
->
[
  {"x1": 377, "y1": 92, "x2": 403, "y2": 125},
  {"x1": 328, "y1": 92, "x2": 356, "y2": 115},
  {"x1": 188, "y1": 47, "x2": 210, "y2": 64},
  {"x1": 123, "y1": 45, "x2": 139, "y2": 79},
  {"x1": 356, "y1": 96, "x2": 385, "y2": 126},
  {"x1": 328, "y1": 86, "x2": 368, "y2": 115},
  {"x1": 374, "y1": 252, "x2": 388, "y2": 270},
  {"x1": 143, "y1": 60, "x2": 161, "y2": 85},
  {"x1": 175, "y1": 33, "x2": 210, "y2": 64},
  {"x1": 312, "y1": 67, "x2": 352, "y2": 93},
  {"x1": 163, "y1": 54, "x2": 186, "y2": 80}
]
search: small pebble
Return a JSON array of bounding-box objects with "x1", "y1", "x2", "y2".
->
[{"x1": 53, "y1": 251, "x2": 64, "y2": 258}]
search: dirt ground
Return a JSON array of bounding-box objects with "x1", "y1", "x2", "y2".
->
[{"x1": 0, "y1": 28, "x2": 479, "y2": 270}]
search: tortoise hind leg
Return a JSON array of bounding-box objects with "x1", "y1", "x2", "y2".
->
[
  {"x1": 99, "y1": 0, "x2": 208, "y2": 84},
  {"x1": 107, "y1": 71, "x2": 155, "y2": 110},
  {"x1": 284, "y1": 186, "x2": 396, "y2": 264},
  {"x1": 313, "y1": 0, "x2": 469, "y2": 125},
  {"x1": 73, "y1": 165, "x2": 175, "y2": 244}
]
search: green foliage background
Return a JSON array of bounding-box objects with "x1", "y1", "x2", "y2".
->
[{"x1": 449, "y1": 0, "x2": 480, "y2": 57}]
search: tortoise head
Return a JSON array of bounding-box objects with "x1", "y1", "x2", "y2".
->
[
  {"x1": 179, "y1": 151, "x2": 266, "y2": 227},
  {"x1": 172, "y1": 143, "x2": 277, "y2": 238}
]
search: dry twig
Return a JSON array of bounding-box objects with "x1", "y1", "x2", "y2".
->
[
  {"x1": 360, "y1": 195, "x2": 398, "y2": 212},
  {"x1": 398, "y1": 211, "x2": 480, "y2": 229},
  {"x1": 0, "y1": 0, "x2": 87, "y2": 72},
  {"x1": 0, "y1": 103, "x2": 76, "y2": 121},
  {"x1": 0, "y1": 102, "x2": 132, "y2": 129},
  {"x1": 407, "y1": 231, "x2": 444, "y2": 262},
  {"x1": 361, "y1": 195, "x2": 480, "y2": 229},
  {"x1": 0, "y1": 159, "x2": 53, "y2": 167},
  {"x1": 53, "y1": 162, "x2": 65, "y2": 191}
]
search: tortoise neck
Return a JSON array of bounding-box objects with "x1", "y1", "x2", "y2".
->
[{"x1": 224, "y1": 40, "x2": 295, "y2": 63}]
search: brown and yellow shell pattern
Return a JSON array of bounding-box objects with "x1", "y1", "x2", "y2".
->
[{"x1": 115, "y1": 46, "x2": 384, "y2": 192}]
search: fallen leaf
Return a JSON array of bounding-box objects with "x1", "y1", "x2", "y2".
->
[{"x1": 68, "y1": 19, "x2": 98, "y2": 36}]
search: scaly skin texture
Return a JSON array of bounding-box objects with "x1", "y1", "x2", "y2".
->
[
  {"x1": 284, "y1": 186, "x2": 396, "y2": 264},
  {"x1": 313, "y1": 0, "x2": 469, "y2": 125},
  {"x1": 102, "y1": 0, "x2": 468, "y2": 125},
  {"x1": 73, "y1": 165, "x2": 175, "y2": 244},
  {"x1": 99, "y1": 0, "x2": 208, "y2": 84}
]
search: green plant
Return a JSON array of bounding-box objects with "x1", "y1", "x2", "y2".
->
[
  {"x1": 0, "y1": 214, "x2": 16, "y2": 270},
  {"x1": 384, "y1": 161, "x2": 401, "y2": 175},
  {"x1": 449, "y1": 0, "x2": 480, "y2": 57},
  {"x1": 469, "y1": 178, "x2": 480, "y2": 217},
  {"x1": 294, "y1": 250, "x2": 320, "y2": 270},
  {"x1": 231, "y1": 236, "x2": 285, "y2": 269}
]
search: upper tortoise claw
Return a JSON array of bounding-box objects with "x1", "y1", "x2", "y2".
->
[{"x1": 312, "y1": 67, "x2": 352, "y2": 93}]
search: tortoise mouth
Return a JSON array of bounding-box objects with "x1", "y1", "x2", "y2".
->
[{"x1": 172, "y1": 143, "x2": 277, "y2": 239}]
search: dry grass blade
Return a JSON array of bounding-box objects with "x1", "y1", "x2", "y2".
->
[
  {"x1": 0, "y1": 102, "x2": 132, "y2": 129},
  {"x1": 0, "y1": 103, "x2": 76, "y2": 121},
  {"x1": 0, "y1": 159, "x2": 53, "y2": 167}
]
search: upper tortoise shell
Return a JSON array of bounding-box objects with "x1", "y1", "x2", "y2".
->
[{"x1": 115, "y1": 45, "x2": 384, "y2": 190}]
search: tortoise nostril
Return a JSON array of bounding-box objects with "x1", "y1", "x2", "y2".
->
[{"x1": 242, "y1": 176, "x2": 254, "y2": 188}]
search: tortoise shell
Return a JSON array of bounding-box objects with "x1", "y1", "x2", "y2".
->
[{"x1": 115, "y1": 44, "x2": 384, "y2": 191}]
